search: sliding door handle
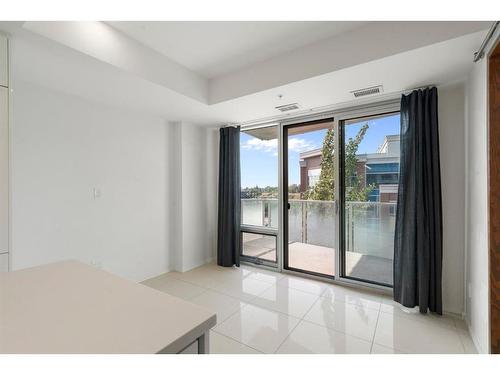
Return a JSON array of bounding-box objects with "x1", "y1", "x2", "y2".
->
[{"x1": 287, "y1": 203, "x2": 291, "y2": 210}]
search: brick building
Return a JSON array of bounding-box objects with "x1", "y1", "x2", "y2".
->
[{"x1": 299, "y1": 135, "x2": 400, "y2": 202}]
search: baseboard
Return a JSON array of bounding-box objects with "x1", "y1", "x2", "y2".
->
[
  {"x1": 139, "y1": 268, "x2": 173, "y2": 284},
  {"x1": 443, "y1": 310, "x2": 464, "y2": 319},
  {"x1": 466, "y1": 320, "x2": 486, "y2": 354},
  {"x1": 181, "y1": 257, "x2": 214, "y2": 273}
]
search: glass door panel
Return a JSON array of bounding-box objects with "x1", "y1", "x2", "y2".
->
[
  {"x1": 283, "y1": 119, "x2": 336, "y2": 277},
  {"x1": 240, "y1": 125, "x2": 279, "y2": 266},
  {"x1": 340, "y1": 112, "x2": 400, "y2": 286}
]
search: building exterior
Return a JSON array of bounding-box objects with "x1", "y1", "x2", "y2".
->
[
  {"x1": 299, "y1": 134, "x2": 400, "y2": 202},
  {"x1": 299, "y1": 148, "x2": 322, "y2": 192}
]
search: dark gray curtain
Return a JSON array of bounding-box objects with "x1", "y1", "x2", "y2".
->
[
  {"x1": 393, "y1": 87, "x2": 443, "y2": 314},
  {"x1": 217, "y1": 126, "x2": 241, "y2": 267}
]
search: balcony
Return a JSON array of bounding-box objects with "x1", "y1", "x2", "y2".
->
[{"x1": 241, "y1": 199, "x2": 394, "y2": 285}]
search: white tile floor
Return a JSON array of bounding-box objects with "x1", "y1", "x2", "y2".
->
[{"x1": 141, "y1": 263, "x2": 477, "y2": 354}]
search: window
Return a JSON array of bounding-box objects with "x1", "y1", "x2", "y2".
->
[
  {"x1": 240, "y1": 125, "x2": 278, "y2": 229},
  {"x1": 241, "y1": 231, "x2": 277, "y2": 263},
  {"x1": 308, "y1": 168, "x2": 321, "y2": 187},
  {"x1": 341, "y1": 112, "x2": 400, "y2": 286},
  {"x1": 240, "y1": 125, "x2": 279, "y2": 265}
]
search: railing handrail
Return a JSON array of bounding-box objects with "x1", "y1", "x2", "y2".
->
[
  {"x1": 241, "y1": 198, "x2": 396, "y2": 205},
  {"x1": 241, "y1": 196, "x2": 395, "y2": 260}
]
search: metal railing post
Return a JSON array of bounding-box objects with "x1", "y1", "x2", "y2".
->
[
  {"x1": 302, "y1": 201, "x2": 307, "y2": 243},
  {"x1": 268, "y1": 200, "x2": 272, "y2": 227},
  {"x1": 261, "y1": 200, "x2": 265, "y2": 227}
]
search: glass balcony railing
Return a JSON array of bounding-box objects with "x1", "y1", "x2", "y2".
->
[
  {"x1": 241, "y1": 198, "x2": 279, "y2": 229},
  {"x1": 242, "y1": 199, "x2": 395, "y2": 258},
  {"x1": 343, "y1": 201, "x2": 396, "y2": 260}
]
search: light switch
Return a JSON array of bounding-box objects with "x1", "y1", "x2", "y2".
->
[{"x1": 93, "y1": 188, "x2": 101, "y2": 199}]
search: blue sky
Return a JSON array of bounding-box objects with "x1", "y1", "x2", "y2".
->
[{"x1": 240, "y1": 113, "x2": 400, "y2": 188}]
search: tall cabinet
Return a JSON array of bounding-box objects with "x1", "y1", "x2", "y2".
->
[{"x1": 0, "y1": 34, "x2": 9, "y2": 272}]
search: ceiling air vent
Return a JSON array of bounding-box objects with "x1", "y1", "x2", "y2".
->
[
  {"x1": 275, "y1": 103, "x2": 300, "y2": 112},
  {"x1": 351, "y1": 85, "x2": 383, "y2": 98}
]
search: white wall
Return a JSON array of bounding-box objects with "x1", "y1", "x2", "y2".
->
[
  {"x1": 22, "y1": 22, "x2": 208, "y2": 104},
  {"x1": 169, "y1": 122, "x2": 218, "y2": 272},
  {"x1": 465, "y1": 59, "x2": 489, "y2": 353},
  {"x1": 206, "y1": 128, "x2": 219, "y2": 262},
  {"x1": 10, "y1": 80, "x2": 173, "y2": 282},
  {"x1": 438, "y1": 83, "x2": 466, "y2": 315}
]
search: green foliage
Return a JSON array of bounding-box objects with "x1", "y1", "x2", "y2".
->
[
  {"x1": 241, "y1": 185, "x2": 278, "y2": 198},
  {"x1": 308, "y1": 123, "x2": 374, "y2": 202},
  {"x1": 241, "y1": 123, "x2": 375, "y2": 202},
  {"x1": 344, "y1": 123, "x2": 374, "y2": 202},
  {"x1": 307, "y1": 128, "x2": 335, "y2": 201},
  {"x1": 288, "y1": 184, "x2": 300, "y2": 194},
  {"x1": 346, "y1": 183, "x2": 376, "y2": 202}
]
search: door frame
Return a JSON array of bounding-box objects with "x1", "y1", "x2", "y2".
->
[
  {"x1": 240, "y1": 100, "x2": 400, "y2": 293},
  {"x1": 332, "y1": 102, "x2": 399, "y2": 291},
  {"x1": 239, "y1": 122, "x2": 281, "y2": 270},
  {"x1": 337, "y1": 110, "x2": 400, "y2": 288},
  {"x1": 282, "y1": 117, "x2": 336, "y2": 279},
  {"x1": 488, "y1": 37, "x2": 500, "y2": 354}
]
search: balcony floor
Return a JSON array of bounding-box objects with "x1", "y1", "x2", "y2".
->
[{"x1": 242, "y1": 236, "x2": 393, "y2": 285}]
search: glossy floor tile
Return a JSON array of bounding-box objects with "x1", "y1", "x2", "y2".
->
[
  {"x1": 379, "y1": 297, "x2": 457, "y2": 328},
  {"x1": 142, "y1": 263, "x2": 476, "y2": 354},
  {"x1": 277, "y1": 321, "x2": 372, "y2": 354},
  {"x1": 140, "y1": 272, "x2": 179, "y2": 289},
  {"x1": 322, "y1": 285, "x2": 383, "y2": 311},
  {"x1": 370, "y1": 343, "x2": 406, "y2": 354},
  {"x1": 210, "y1": 277, "x2": 273, "y2": 302},
  {"x1": 277, "y1": 274, "x2": 328, "y2": 295},
  {"x1": 250, "y1": 284, "x2": 320, "y2": 318},
  {"x1": 303, "y1": 297, "x2": 380, "y2": 341},
  {"x1": 209, "y1": 331, "x2": 261, "y2": 354},
  {"x1": 190, "y1": 289, "x2": 246, "y2": 325},
  {"x1": 144, "y1": 277, "x2": 206, "y2": 300},
  {"x1": 374, "y1": 311, "x2": 465, "y2": 353},
  {"x1": 457, "y1": 326, "x2": 479, "y2": 354},
  {"x1": 174, "y1": 268, "x2": 224, "y2": 289},
  {"x1": 214, "y1": 304, "x2": 300, "y2": 353},
  {"x1": 246, "y1": 268, "x2": 285, "y2": 284}
]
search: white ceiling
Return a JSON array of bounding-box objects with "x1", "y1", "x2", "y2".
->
[
  {"x1": 107, "y1": 21, "x2": 369, "y2": 78},
  {"x1": 0, "y1": 21, "x2": 491, "y2": 127},
  {"x1": 6, "y1": 26, "x2": 485, "y2": 127}
]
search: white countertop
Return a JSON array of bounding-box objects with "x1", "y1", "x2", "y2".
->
[{"x1": 0, "y1": 260, "x2": 216, "y2": 353}]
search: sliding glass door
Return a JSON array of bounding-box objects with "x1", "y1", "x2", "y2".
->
[
  {"x1": 238, "y1": 102, "x2": 400, "y2": 289},
  {"x1": 240, "y1": 124, "x2": 279, "y2": 267},
  {"x1": 283, "y1": 119, "x2": 336, "y2": 278},
  {"x1": 339, "y1": 112, "x2": 400, "y2": 286}
]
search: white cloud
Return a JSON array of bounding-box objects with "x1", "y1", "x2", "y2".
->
[
  {"x1": 242, "y1": 138, "x2": 278, "y2": 155},
  {"x1": 287, "y1": 138, "x2": 317, "y2": 153},
  {"x1": 242, "y1": 137, "x2": 318, "y2": 156}
]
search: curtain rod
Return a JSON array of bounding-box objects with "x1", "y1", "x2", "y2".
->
[{"x1": 474, "y1": 21, "x2": 499, "y2": 62}]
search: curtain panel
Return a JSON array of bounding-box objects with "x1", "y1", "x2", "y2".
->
[
  {"x1": 394, "y1": 87, "x2": 443, "y2": 314},
  {"x1": 217, "y1": 126, "x2": 241, "y2": 267}
]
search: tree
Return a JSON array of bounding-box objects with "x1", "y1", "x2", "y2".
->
[
  {"x1": 344, "y1": 124, "x2": 375, "y2": 201},
  {"x1": 288, "y1": 184, "x2": 300, "y2": 194},
  {"x1": 307, "y1": 127, "x2": 335, "y2": 201},
  {"x1": 307, "y1": 124, "x2": 374, "y2": 201}
]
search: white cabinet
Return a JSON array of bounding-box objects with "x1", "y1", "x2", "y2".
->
[
  {"x1": 0, "y1": 86, "x2": 7, "y2": 252},
  {"x1": 0, "y1": 35, "x2": 7, "y2": 87},
  {"x1": 0, "y1": 252, "x2": 7, "y2": 273},
  {"x1": 0, "y1": 34, "x2": 7, "y2": 262}
]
